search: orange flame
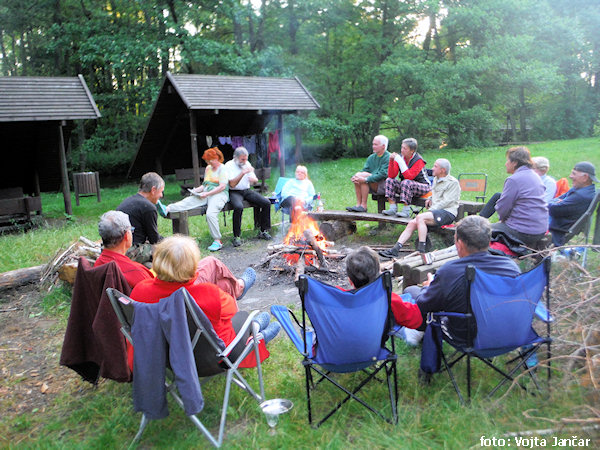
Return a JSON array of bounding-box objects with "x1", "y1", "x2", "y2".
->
[{"x1": 283, "y1": 199, "x2": 329, "y2": 265}]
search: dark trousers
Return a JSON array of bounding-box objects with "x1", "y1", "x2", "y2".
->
[
  {"x1": 229, "y1": 189, "x2": 272, "y2": 237},
  {"x1": 479, "y1": 192, "x2": 501, "y2": 218}
]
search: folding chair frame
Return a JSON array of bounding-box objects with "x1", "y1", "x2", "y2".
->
[
  {"x1": 458, "y1": 172, "x2": 488, "y2": 202},
  {"x1": 560, "y1": 190, "x2": 600, "y2": 268},
  {"x1": 107, "y1": 288, "x2": 265, "y2": 448},
  {"x1": 429, "y1": 258, "x2": 552, "y2": 404},
  {"x1": 292, "y1": 272, "x2": 398, "y2": 428}
]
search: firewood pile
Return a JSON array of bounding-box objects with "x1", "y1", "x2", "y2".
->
[
  {"x1": 391, "y1": 245, "x2": 459, "y2": 289},
  {"x1": 40, "y1": 236, "x2": 101, "y2": 286}
]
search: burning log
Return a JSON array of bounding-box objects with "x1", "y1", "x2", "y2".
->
[{"x1": 303, "y1": 229, "x2": 328, "y2": 269}]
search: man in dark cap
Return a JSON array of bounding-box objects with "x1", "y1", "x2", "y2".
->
[{"x1": 548, "y1": 161, "x2": 597, "y2": 246}]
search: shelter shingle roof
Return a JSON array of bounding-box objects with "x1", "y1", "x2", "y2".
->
[
  {"x1": 0, "y1": 75, "x2": 101, "y2": 122},
  {"x1": 168, "y1": 73, "x2": 320, "y2": 111}
]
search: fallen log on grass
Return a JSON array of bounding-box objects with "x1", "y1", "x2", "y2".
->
[{"x1": 0, "y1": 265, "x2": 45, "y2": 291}]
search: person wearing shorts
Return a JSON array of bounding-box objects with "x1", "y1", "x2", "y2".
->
[{"x1": 379, "y1": 158, "x2": 460, "y2": 257}]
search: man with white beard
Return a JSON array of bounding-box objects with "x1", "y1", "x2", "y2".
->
[{"x1": 225, "y1": 146, "x2": 273, "y2": 247}]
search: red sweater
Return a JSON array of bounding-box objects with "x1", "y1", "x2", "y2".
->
[
  {"x1": 130, "y1": 278, "x2": 268, "y2": 368},
  {"x1": 387, "y1": 154, "x2": 426, "y2": 181},
  {"x1": 391, "y1": 293, "x2": 423, "y2": 329},
  {"x1": 95, "y1": 249, "x2": 154, "y2": 288}
]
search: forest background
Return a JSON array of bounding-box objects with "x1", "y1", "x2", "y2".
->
[{"x1": 1, "y1": 0, "x2": 599, "y2": 175}]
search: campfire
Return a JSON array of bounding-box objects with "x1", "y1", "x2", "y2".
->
[{"x1": 264, "y1": 201, "x2": 343, "y2": 281}]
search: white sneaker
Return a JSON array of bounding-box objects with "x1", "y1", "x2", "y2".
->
[{"x1": 403, "y1": 328, "x2": 425, "y2": 346}]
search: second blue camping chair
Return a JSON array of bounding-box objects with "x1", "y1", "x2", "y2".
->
[
  {"x1": 425, "y1": 257, "x2": 552, "y2": 403},
  {"x1": 271, "y1": 271, "x2": 398, "y2": 428}
]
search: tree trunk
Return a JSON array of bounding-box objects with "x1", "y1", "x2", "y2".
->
[
  {"x1": 294, "y1": 126, "x2": 303, "y2": 163},
  {"x1": 519, "y1": 86, "x2": 528, "y2": 141},
  {"x1": 288, "y1": 0, "x2": 299, "y2": 55}
]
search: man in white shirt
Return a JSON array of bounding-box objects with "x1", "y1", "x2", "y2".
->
[
  {"x1": 380, "y1": 158, "x2": 461, "y2": 256},
  {"x1": 225, "y1": 147, "x2": 272, "y2": 247}
]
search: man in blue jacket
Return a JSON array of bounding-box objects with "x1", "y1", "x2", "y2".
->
[
  {"x1": 548, "y1": 161, "x2": 597, "y2": 247},
  {"x1": 403, "y1": 216, "x2": 521, "y2": 379}
]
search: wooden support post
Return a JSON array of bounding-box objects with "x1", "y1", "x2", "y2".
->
[
  {"x1": 58, "y1": 121, "x2": 72, "y2": 215},
  {"x1": 278, "y1": 114, "x2": 285, "y2": 177},
  {"x1": 189, "y1": 112, "x2": 201, "y2": 187},
  {"x1": 171, "y1": 211, "x2": 190, "y2": 235}
]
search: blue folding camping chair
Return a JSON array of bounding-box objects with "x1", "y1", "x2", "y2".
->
[
  {"x1": 271, "y1": 271, "x2": 398, "y2": 427},
  {"x1": 425, "y1": 257, "x2": 552, "y2": 403}
]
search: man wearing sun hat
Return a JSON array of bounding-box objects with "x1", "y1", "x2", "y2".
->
[{"x1": 548, "y1": 161, "x2": 597, "y2": 247}]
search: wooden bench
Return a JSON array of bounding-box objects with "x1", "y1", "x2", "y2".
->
[
  {"x1": 166, "y1": 200, "x2": 262, "y2": 235},
  {"x1": 308, "y1": 209, "x2": 411, "y2": 226},
  {"x1": 372, "y1": 192, "x2": 483, "y2": 220},
  {"x1": 175, "y1": 168, "x2": 206, "y2": 195},
  {"x1": 0, "y1": 187, "x2": 42, "y2": 225}
]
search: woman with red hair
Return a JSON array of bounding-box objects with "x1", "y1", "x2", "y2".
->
[{"x1": 167, "y1": 147, "x2": 229, "y2": 251}]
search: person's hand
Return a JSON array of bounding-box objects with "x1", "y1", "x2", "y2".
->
[
  {"x1": 425, "y1": 198, "x2": 432, "y2": 208},
  {"x1": 199, "y1": 191, "x2": 209, "y2": 199},
  {"x1": 390, "y1": 152, "x2": 399, "y2": 160},
  {"x1": 242, "y1": 166, "x2": 254, "y2": 175},
  {"x1": 422, "y1": 272, "x2": 435, "y2": 287},
  {"x1": 191, "y1": 186, "x2": 203, "y2": 194}
]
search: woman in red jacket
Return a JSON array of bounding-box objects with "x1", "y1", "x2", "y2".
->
[
  {"x1": 130, "y1": 235, "x2": 280, "y2": 367},
  {"x1": 382, "y1": 137, "x2": 431, "y2": 218}
]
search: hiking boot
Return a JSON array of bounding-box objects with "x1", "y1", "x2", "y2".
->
[
  {"x1": 232, "y1": 237, "x2": 242, "y2": 247},
  {"x1": 417, "y1": 241, "x2": 428, "y2": 253},
  {"x1": 379, "y1": 243, "x2": 402, "y2": 258}
]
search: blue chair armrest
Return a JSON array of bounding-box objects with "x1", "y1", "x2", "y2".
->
[{"x1": 271, "y1": 305, "x2": 314, "y2": 357}]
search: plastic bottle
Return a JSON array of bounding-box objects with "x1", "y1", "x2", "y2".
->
[{"x1": 316, "y1": 193, "x2": 324, "y2": 212}]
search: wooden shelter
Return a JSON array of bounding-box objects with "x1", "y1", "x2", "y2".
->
[
  {"x1": 128, "y1": 72, "x2": 320, "y2": 186},
  {"x1": 0, "y1": 75, "x2": 101, "y2": 216}
]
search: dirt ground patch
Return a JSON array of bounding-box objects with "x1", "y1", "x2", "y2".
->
[{"x1": 0, "y1": 284, "x2": 79, "y2": 418}]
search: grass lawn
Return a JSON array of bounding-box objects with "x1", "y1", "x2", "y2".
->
[{"x1": 0, "y1": 137, "x2": 599, "y2": 448}]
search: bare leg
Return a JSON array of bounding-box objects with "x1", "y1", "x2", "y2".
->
[
  {"x1": 358, "y1": 182, "x2": 370, "y2": 208},
  {"x1": 416, "y1": 212, "x2": 435, "y2": 242},
  {"x1": 398, "y1": 219, "x2": 418, "y2": 245}
]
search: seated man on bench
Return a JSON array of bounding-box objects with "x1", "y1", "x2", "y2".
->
[
  {"x1": 382, "y1": 137, "x2": 432, "y2": 218},
  {"x1": 346, "y1": 134, "x2": 390, "y2": 213},
  {"x1": 225, "y1": 146, "x2": 272, "y2": 247},
  {"x1": 380, "y1": 158, "x2": 460, "y2": 257}
]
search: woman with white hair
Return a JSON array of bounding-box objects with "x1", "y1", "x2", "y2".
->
[{"x1": 532, "y1": 156, "x2": 557, "y2": 203}]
